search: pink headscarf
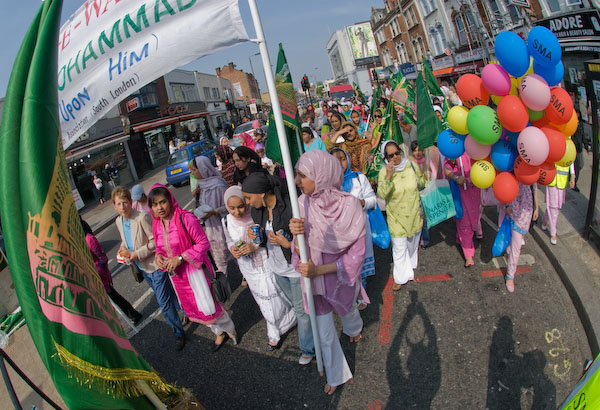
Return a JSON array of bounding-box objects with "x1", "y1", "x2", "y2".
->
[
  {"x1": 223, "y1": 185, "x2": 253, "y2": 241},
  {"x1": 239, "y1": 132, "x2": 255, "y2": 150},
  {"x1": 296, "y1": 150, "x2": 366, "y2": 293}
]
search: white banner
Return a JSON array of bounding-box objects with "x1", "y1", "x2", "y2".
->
[{"x1": 58, "y1": 0, "x2": 250, "y2": 149}]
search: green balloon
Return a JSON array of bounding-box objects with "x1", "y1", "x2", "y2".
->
[
  {"x1": 467, "y1": 105, "x2": 502, "y2": 145},
  {"x1": 528, "y1": 108, "x2": 544, "y2": 121}
]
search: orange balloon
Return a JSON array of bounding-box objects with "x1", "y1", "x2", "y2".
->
[
  {"x1": 546, "y1": 87, "x2": 574, "y2": 125},
  {"x1": 497, "y1": 95, "x2": 528, "y2": 132},
  {"x1": 493, "y1": 172, "x2": 520, "y2": 204},
  {"x1": 514, "y1": 156, "x2": 540, "y2": 185},
  {"x1": 553, "y1": 110, "x2": 579, "y2": 137},
  {"x1": 456, "y1": 74, "x2": 490, "y2": 108},
  {"x1": 530, "y1": 114, "x2": 549, "y2": 128},
  {"x1": 537, "y1": 162, "x2": 557, "y2": 185},
  {"x1": 540, "y1": 125, "x2": 567, "y2": 163}
]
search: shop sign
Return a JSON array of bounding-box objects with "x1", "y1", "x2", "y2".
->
[
  {"x1": 454, "y1": 48, "x2": 485, "y2": 64},
  {"x1": 159, "y1": 104, "x2": 189, "y2": 117},
  {"x1": 536, "y1": 10, "x2": 600, "y2": 42},
  {"x1": 399, "y1": 62, "x2": 416, "y2": 76},
  {"x1": 126, "y1": 97, "x2": 140, "y2": 112},
  {"x1": 432, "y1": 56, "x2": 453, "y2": 70}
]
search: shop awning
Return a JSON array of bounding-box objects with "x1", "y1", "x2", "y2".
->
[
  {"x1": 65, "y1": 133, "x2": 129, "y2": 162},
  {"x1": 131, "y1": 111, "x2": 210, "y2": 132},
  {"x1": 433, "y1": 61, "x2": 485, "y2": 77},
  {"x1": 433, "y1": 67, "x2": 454, "y2": 77}
]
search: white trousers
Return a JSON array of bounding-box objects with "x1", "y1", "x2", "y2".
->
[
  {"x1": 317, "y1": 312, "x2": 353, "y2": 387},
  {"x1": 391, "y1": 233, "x2": 421, "y2": 285},
  {"x1": 341, "y1": 303, "x2": 363, "y2": 338},
  {"x1": 208, "y1": 310, "x2": 236, "y2": 336}
]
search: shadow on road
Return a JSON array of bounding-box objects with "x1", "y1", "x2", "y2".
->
[
  {"x1": 385, "y1": 290, "x2": 441, "y2": 410},
  {"x1": 486, "y1": 316, "x2": 556, "y2": 409}
]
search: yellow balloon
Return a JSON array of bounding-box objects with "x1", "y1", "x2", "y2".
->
[
  {"x1": 557, "y1": 139, "x2": 576, "y2": 167},
  {"x1": 518, "y1": 57, "x2": 535, "y2": 83},
  {"x1": 510, "y1": 77, "x2": 520, "y2": 97},
  {"x1": 471, "y1": 160, "x2": 496, "y2": 189},
  {"x1": 491, "y1": 94, "x2": 501, "y2": 105},
  {"x1": 553, "y1": 110, "x2": 578, "y2": 137},
  {"x1": 447, "y1": 106, "x2": 470, "y2": 135}
]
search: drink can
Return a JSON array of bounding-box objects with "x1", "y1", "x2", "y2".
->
[
  {"x1": 116, "y1": 251, "x2": 130, "y2": 265},
  {"x1": 251, "y1": 224, "x2": 264, "y2": 245},
  {"x1": 234, "y1": 240, "x2": 245, "y2": 249},
  {"x1": 277, "y1": 229, "x2": 293, "y2": 241}
]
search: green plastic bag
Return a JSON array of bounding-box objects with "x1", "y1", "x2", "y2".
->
[
  {"x1": 419, "y1": 179, "x2": 456, "y2": 229},
  {"x1": 559, "y1": 353, "x2": 600, "y2": 409}
]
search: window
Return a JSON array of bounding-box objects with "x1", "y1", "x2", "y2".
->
[
  {"x1": 404, "y1": 11, "x2": 412, "y2": 28},
  {"x1": 203, "y1": 87, "x2": 211, "y2": 100},
  {"x1": 418, "y1": 37, "x2": 426, "y2": 59},
  {"x1": 409, "y1": 7, "x2": 417, "y2": 26},
  {"x1": 192, "y1": 143, "x2": 205, "y2": 157},
  {"x1": 430, "y1": 28, "x2": 442, "y2": 55},
  {"x1": 212, "y1": 87, "x2": 220, "y2": 99},
  {"x1": 420, "y1": 0, "x2": 432, "y2": 15},
  {"x1": 171, "y1": 83, "x2": 197, "y2": 103},
  {"x1": 390, "y1": 19, "x2": 400, "y2": 37},
  {"x1": 376, "y1": 29, "x2": 386, "y2": 44},
  {"x1": 396, "y1": 42, "x2": 409, "y2": 64},
  {"x1": 412, "y1": 39, "x2": 420, "y2": 61},
  {"x1": 488, "y1": 0, "x2": 504, "y2": 30},
  {"x1": 502, "y1": 0, "x2": 520, "y2": 24},
  {"x1": 436, "y1": 23, "x2": 447, "y2": 51},
  {"x1": 455, "y1": 15, "x2": 468, "y2": 45},
  {"x1": 133, "y1": 83, "x2": 158, "y2": 108}
]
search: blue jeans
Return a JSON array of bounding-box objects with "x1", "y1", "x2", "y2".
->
[
  {"x1": 275, "y1": 275, "x2": 315, "y2": 357},
  {"x1": 143, "y1": 269, "x2": 184, "y2": 338}
]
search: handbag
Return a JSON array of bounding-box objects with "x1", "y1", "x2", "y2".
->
[
  {"x1": 367, "y1": 204, "x2": 391, "y2": 249},
  {"x1": 419, "y1": 179, "x2": 457, "y2": 229},
  {"x1": 179, "y1": 214, "x2": 231, "y2": 304},
  {"x1": 130, "y1": 263, "x2": 144, "y2": 283},
  {"x1": 492, "y1": 216, "x2": 512, "y2": 257},
  {"x1": 448, "y1": 178, "x2": 464, "y2": 220}
]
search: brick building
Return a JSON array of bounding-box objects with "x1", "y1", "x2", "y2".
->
[{"x1": 216, "y1": 62, "x2": 261, "y2": 102}]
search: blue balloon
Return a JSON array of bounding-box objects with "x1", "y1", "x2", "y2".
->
[
  {"x1": 533, "y1": 60, "x2": 564, "y2": 86},
  {"x1": 506, "y1": 130, "x2": 520, "y2": 146},
  {"x1": 527, "y1": 26, "x2": 562, "y2": 67},
  {"x1": 491, "y1": 140, "x2": 518, "y2": 172},
  {"x1": 437, "y1": 129, "x2": 465, "y2": 160},
  {"x1": 495, "y1": 31, "x2": 530, "y2": 78}
]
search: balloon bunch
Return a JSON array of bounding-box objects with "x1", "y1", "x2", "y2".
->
[{"x1": 437, "y1": 27, "x2": 577, "y2": 204}]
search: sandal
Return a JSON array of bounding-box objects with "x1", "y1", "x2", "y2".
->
[
  {"x1": 505, "y1": 275, "x2": 515, "y2": 293},
  {"x1": 465, "y1": 259, "x2": 475, "y2": 268}
]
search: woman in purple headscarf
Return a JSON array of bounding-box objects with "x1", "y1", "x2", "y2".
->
[
  {"x1": 289, "y1": 150, "x2": 368, "y2": 395},
  {"x1": 191, "y1": 156, "x2": 231, "y2": 273}
]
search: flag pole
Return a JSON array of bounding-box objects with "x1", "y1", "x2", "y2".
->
[{"x1": 247, "y1": 0, "x2": 323, "y2": 376}]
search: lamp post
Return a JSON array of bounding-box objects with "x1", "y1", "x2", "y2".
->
[{"x1": 249, "y1": 52, "x2": 261, "y2": 96}]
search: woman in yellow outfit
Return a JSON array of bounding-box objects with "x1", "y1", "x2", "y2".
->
[{"x1": 377, "y1": 140, "x2": 424, "y2": 291}]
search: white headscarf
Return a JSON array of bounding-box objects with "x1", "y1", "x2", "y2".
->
[{"x1": 381, "y1": 140, "x2": 409, "y2": 172}]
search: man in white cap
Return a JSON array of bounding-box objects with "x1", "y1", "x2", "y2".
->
[{"x1": 131, "y1": 184, "x2": 150, "y2": 214}]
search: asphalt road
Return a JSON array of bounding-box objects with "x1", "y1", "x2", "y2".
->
[{"x1": 96, "y1": 185, "x2": 592, "y2": 409}]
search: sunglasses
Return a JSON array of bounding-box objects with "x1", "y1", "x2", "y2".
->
[
  {"x1": 386, "y1": 151, "x2": 402, "y2": 160},
  {"x1": 374, "y1": 115, "x2": 382, "y2": 118}
]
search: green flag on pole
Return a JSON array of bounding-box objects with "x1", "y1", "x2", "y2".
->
[
  {"x1": 353, "y1": 82, "x2": 366, "y2": 104},
  {"x1": 266, "y1": 44, "x2": 303, "y2": 166},
  {"x1": 422, "y1": 56, "x2": 444, "y2": 97},
  {"x1": 416, "y1": 72, "x2": 443, "y2": 150},
  {"x1": 366, "y1": 98, "x2": 404, "y2": 180},
  {"x1": 369, "y1": 82, "x2": 383, "y2": 119},
  {"x1": 0, "y1": 1, "x2": 180, "y2": 407},
  {"x1": 391, "y1": 74, "x2": 416, "y2": 125}
]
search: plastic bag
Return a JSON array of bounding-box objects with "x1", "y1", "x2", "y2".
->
[
  {"x1": 449, "y1": 178, "x2": 463, "y2": 220},
  {"x1": 419, "y1": 180, "x2": 457, "y2": 229},
  {"x1": 368, "y1": 204, "x2": 391, "y2": 249},
  {"x1": 492, "y1": 216, "x2": 512, "y2": 257}
]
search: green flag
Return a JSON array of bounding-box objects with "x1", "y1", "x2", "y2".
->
[
  {"x1": 369, "y1": 82, "x2": 383, "y2": 119},
  {"x1": 559, "y1": 353, "x2": 600, "y2": 409},
  {"x1": 353, "y1": 82, "x2": 366, "y2": 104},
  {"x1": 266, "y1": 44, "x2": 303, "y2": 166},
  {"x1": 391, "y1": 74, "x2": 416, "y2": 125},
  {"x1": 366, "y1": 98, "x2": 403, "y2": 180},
  {"x1": 416, "y1": 72, "x2": 443, "y2": 149},
  {"x1": 422, "y1": 56, "x2": 444, "y2": 97},
  {"x1": 0, "y1": 1, "x2": 180, "y2": 407}
]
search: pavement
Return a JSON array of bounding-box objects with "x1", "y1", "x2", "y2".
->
[{"x1": 2, "y1": 149, "x2": 600, "y2": 409}]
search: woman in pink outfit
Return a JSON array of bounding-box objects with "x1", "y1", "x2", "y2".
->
[
  {"x1": 149, "y1": 184, "x2": 236, "y2": 351},
  {"x1": 444, "y1": 152, "x2": 482, "y2": 267},
  {"x1": 504, "y1": 183, "x2": 538, "y2": 293},
  {"x1": 289, "y1": 150, "x2": 367, "y2": 395}
]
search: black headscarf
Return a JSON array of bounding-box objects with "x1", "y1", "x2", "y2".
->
[
  {"x1": 233, "y1": 146, "x2": 267, "y2": 185},
  {"x1": 242, "y1": 172, "x2": 293, "y2": 263}
]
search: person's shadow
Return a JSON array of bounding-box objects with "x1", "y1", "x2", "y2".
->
[
  {"x1": 486, "y1": 316, "x2": 555, "y2": 409},
  {"x1": 385, "y1": 291, "x2": 441, "y2": 409}
]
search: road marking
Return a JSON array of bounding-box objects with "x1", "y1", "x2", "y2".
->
[
  {"x1": 378, "y1": 277, "x2": 395, "y2": 345},
  {"x1": 127, "y1": 308, "x2": 162, "y2": 338},
  {"x1": 545, "y1": 328, "x2": 572, "y2": 379},
  {"x1": 481, "y1": 266, "x2": 531, "y2": 278},
  {"x1": 132, "y1": 287, "x2": 155, "y2": 309},
  {"x1": 415, "y1": 274, "x2": 451, "y2": 282},
  {"x1": 183, "y1": 199, "x2": 194, "y2": 210},
  {"x1": 368, "y1": 400, "x2": 382, "y2": 410},
  {"x1": 111, "y1": 263, "x2": 127, "y2": 277},
  {"x1": 481, "y1": 214, "x2": 499, "y2": 231}
]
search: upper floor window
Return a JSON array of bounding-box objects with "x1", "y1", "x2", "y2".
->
[{"x1": 171, "y1": 83, "x2": 197, "y2": 103}]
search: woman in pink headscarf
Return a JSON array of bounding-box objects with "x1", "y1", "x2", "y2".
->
[
  {"x1": 149, "y1": 184, "x2": 237, "y2": 352},
  {"x1": 238, "y1": 132, "x2": 255, "y2": 150},
  {"x1": 289, "y1": 150, "x2": 367, "y2": 395}
]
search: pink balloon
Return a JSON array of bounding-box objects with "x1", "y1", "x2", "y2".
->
[
  {"x1": 465, "y1": 135, "x2": 492, "y2": 160},
  {"x1": 481, "y1": 64, "x2": 511, "y2": 96},
  {"x1": 517, "y1": 126, "x2": 549, "y2": 166},
  {"x1": 519, "y1": 74, "x2": 551, "y2": 111}
]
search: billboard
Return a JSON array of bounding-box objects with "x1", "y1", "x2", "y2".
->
[{"x1": 346, "y1": 23, "x2": 379, "y2": 61}]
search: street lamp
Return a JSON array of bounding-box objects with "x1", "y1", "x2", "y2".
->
[{"x1": 248, "y1": 52, "x2": 261, "y2": 96}]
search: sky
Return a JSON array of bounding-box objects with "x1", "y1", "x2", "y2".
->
[{"x1": 0, "y1": 0, "x2": 383, "y2": 98}]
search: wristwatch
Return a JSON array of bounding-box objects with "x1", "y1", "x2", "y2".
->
[{"x1": 178, "y1": 255, "x2": 184, "y2": 263}]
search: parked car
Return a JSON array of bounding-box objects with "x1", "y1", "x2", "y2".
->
[
  {"x1": 233, "y1": 120, "x2": 265, "y2": 139},
  {"x1": 165, "y1": 139, "x2": 217, "y2": 186}
]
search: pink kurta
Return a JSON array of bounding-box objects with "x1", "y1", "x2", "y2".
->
[
  {"x1": 292, "y1": 236, "x2": 366, "y2": 317},
  {"x1": 154, "y1": 212, "x2": 224, "y2": 325},
  {"x1": 445, "y1": 153, "x2": 481, "y2": 259}
]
